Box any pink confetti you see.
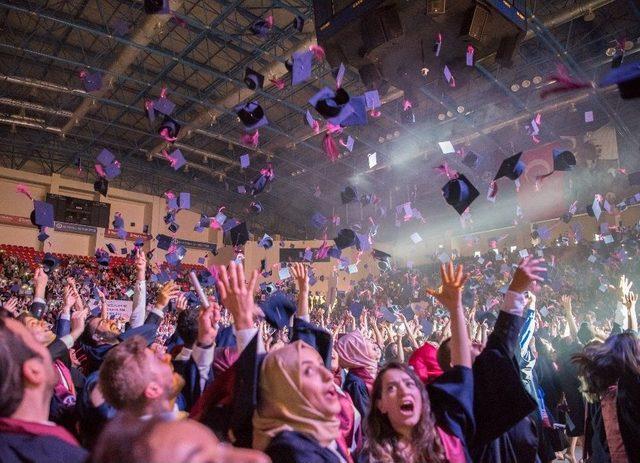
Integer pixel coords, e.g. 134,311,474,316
265,15,274,28
403,100,412,111
241,130,259,148
94,163,106,178
159,128,177,142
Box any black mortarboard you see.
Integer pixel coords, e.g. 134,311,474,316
94,178,108,196
600,60,640,99
372,249,392,270
95,250,111,266
81,72,103,92
334,228,357,250
236,101,268,131
309,87,350,122
37,231,49,242
494,152,525,181
552,149,576,171
340,186,357,204
249,201,262,214
106,243,116,254
229,221,249,246
258,234,273,249
259,291,297,329
349,302,364,319
144,0,169,14
628,171,640,186
401,306,415,321
156,234,173,251
292,16,304,32
243,68,264,91
32,201,55,228
250,174,269,196
158,116,180,139
42,252,59,273
250,18,272,36
442,174,479,215
462,151,479,169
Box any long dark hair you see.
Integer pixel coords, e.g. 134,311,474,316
364,362,445,463
571,332,640,395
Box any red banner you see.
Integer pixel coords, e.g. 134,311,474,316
0,214,33,227
517,142,568,221
104,229,152,241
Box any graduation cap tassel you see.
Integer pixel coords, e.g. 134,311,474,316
241,130,259,148
323,133,339,162
16,184,33,201
269,77,286,90
309,45,325,61
540,65,593,99
94,163,106,178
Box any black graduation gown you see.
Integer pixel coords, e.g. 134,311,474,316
265,430,343,463
470,311,539,463
616,368,640,462
342,372,370,421
173,354,213,412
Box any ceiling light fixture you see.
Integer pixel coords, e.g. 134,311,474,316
457,106,465,113
532,76,543,85
437,113,446,121
511,83,520,92
522,80,531,88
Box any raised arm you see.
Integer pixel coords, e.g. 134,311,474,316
624,291,638,332
216,261,259,355
561,294,579,341
129,248,147,329
30,266,48,318
427,262,471,368
290,262,309,320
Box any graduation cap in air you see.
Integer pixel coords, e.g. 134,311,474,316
442,174,479,215
259,291,297,329
334,228,357,250
250,17,272,37
81,72,103,93
106,243,116,254
462,151,479,169
229,221,249,246
380,307,397,323
628,171,640,186
158,116,180,140
243,68,264,90
494,152,525,181
93,177,108,196
144,0,169,14
112,214,125,230
340,186,358,204
311,212,327,229
178,192,191,209
349,302,364,319
31,201,55,229
42,252,59,274
292,16,304,32
156,234,173,251
401,306,415,321
153,96,175,116
250,173,271,196
340,95,368,128
249,201,262,214
309,87,351,123
600,60,640,99
236,101,268,131
95,249,111,266
291,50,314,86
37,231,49,242
372,249,392,271
259,234,273,249
328,247,341,259
167,149,186,171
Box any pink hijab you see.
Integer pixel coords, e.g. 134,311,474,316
334,331,379,380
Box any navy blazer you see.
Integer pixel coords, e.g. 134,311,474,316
265,430,342,463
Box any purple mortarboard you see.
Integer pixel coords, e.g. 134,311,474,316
197,257,206,265
303,249,313,261
381,307,397,323
37,231,49,242
442,174,479,215
250,17,272,37
95,250,110,266
235,101,269,131
305,110,317,129
179,192,190,209
259,291,297,329
243,68,264,90
168,149,186,170
104,163,121,180
585,111,594,123
112,215,125,229
229,221,249,246
237,185,247,194
165,251,180,266
364,90,381,110
292,15,304,32
134,238,144,248
311,212,327,229
32,201,55,228
214,211,227,226
240,153,250,168
356,233,372,252
335,63,346,88
96,148,115,167
144,0,170,14
343,135,354,152
292,50,314,86
121,247,128,255
340,95,368,127
154,97,175,116
278,267,291,280
309,87,351,124
156,234,173,251
222,217,239,233
82,72,103,92
600,60,640,99
94,178,108,196
328,247,341,259
259,234,274,249
117,228,127,239
340,185,357,204
167,197,178,210
157,270,171,284
349,302,364,319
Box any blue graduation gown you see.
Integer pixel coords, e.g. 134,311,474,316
265,430,342,463
0,433,88,463
342,372,370,421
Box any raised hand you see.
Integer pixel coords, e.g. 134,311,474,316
215,261,258,330
134,248,147,281
290,262,309,292
426,262,468,312
624,291,637,311
197,299,221,346
508,256,546,293
561,294,572,314
2,297,18,316
156,281,180,309
175,293,188,313
62,285,77,314
33,266,48,299
618,275,633,300
70,308,89,340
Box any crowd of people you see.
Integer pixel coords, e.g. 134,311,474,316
1,218,640,462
